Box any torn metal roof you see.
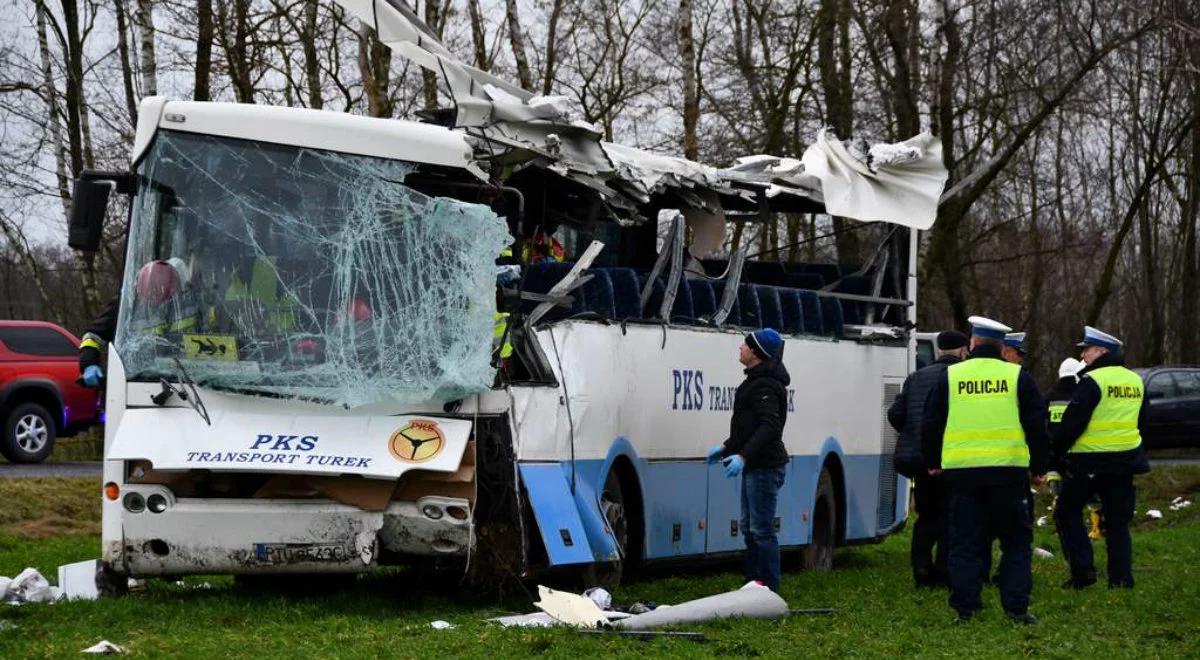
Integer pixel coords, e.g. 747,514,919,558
335,0,948,229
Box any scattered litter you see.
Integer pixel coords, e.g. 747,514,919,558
0,620,18,632
789,608,835,616
1169,497,1192,511
1033,548,1054,559
2,568,58,604
82,640,125,654
127,579,147,593
59,560,100,602
429,620,455,630
534,585,609,628
613,586,788,630
1036,516,1048,527
583,586,612,610
1147,509,1163,519
490,611,630,628
627,602,657,615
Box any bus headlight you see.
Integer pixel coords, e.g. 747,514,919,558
123,492,146,513
146,494,168,514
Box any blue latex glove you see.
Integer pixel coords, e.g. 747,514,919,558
706,445,725,464
82,365,104,387
723,454,745,479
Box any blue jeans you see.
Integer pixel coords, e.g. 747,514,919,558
740,465,787,591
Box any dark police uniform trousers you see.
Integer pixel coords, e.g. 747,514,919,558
1055,473,1135,586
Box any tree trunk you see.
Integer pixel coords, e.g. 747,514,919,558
1178,42,1200,363
358,24,393,118
218,0,256,103
114,0,138,128
35,1,69,214
505,0,534,91
817,0,859,264
136,0,157,96
302,0,322,109
467,0,488,71
679,0,699,160
194,0,214,101
542,0,566,95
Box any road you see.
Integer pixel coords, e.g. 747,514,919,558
0,462,102,478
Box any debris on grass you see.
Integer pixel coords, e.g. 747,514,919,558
429,620,455,630
2,567,60,604
59,560,100,601
1169,497,1192,511
81,640,125,654
1147,509,1163,519
1033,548,1054,559
534,585,609,628
612,584,788,630
583,586,612,610
1036,516,1047,527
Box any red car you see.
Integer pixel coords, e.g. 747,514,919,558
0,321,102,463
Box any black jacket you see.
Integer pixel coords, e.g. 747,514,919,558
920,344,1049,486
1045,376,1078,441
79,296,120,370
1050,353,1150,475
719,358,790,469
889,354,960,478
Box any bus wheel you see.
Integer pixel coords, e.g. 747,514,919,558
582,468,627,588
802,468,837,572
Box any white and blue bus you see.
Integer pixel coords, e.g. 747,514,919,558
67,2,945,591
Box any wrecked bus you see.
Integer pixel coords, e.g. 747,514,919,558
65,2,948,592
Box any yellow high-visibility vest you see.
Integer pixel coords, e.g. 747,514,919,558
1071,366,1143,454
942,358,1029,469
493,312,513,359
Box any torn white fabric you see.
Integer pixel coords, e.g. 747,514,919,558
533,585,609,628
2,568,57,604
115,130,510,407
801,129,948,229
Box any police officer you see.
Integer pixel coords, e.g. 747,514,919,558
78,297,120,387
1051,326,1149,589
921,316,1048,624
1002,332,1026,365
888,330,968,588
1047,358,1084,438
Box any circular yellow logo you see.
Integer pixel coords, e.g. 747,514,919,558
389,420,445,463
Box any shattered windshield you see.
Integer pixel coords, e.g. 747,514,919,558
115,130,510,407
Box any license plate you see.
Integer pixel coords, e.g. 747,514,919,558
253,543,350,564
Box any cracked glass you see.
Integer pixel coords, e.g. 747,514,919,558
115,130,510,407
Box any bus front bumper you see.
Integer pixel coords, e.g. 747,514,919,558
108,485,473,576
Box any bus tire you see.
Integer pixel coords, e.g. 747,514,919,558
581,468,628,588
802,468,837,572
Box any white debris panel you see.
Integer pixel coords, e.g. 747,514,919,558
333,0,948,228
115,130,511,407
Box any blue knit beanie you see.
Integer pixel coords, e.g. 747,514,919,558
746,328,784,361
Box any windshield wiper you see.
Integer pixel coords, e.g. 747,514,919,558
150,357,211,426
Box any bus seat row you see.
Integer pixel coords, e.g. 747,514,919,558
521,262,845,336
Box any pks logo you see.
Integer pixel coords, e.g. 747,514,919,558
388,419,445,463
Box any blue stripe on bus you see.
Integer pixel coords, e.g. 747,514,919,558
519,446,905,564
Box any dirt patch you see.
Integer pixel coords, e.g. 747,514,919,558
0,477,99,538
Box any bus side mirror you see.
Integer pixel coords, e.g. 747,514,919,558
68,171,136,252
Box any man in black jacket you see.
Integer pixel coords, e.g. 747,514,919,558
888,330,968,588
1052,326,1149,589
921,316,1048,624
708,328,790,591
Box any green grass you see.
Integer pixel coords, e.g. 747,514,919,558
0,470,1198,658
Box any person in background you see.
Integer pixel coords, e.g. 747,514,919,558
1002,332,1026,366
707,329,790,591
1052,326,1149,590
921,316,1048,625
889,330,969,588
